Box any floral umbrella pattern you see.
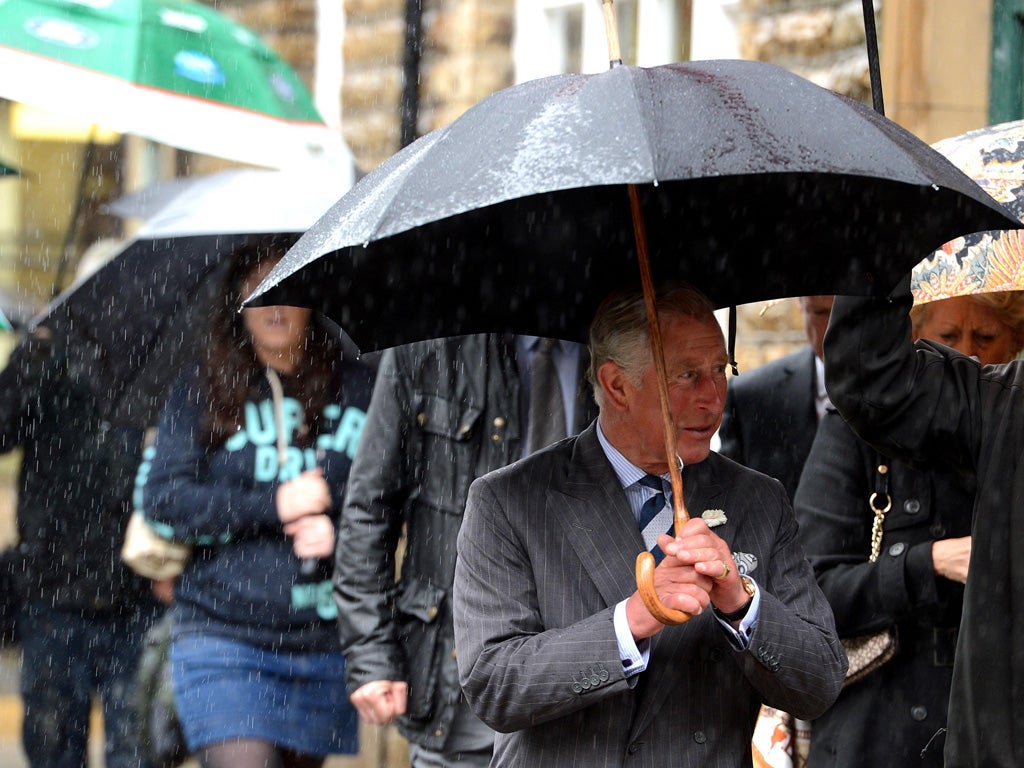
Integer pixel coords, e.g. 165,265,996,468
913,119,1024,303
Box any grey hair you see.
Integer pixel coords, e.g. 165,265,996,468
587,282,717,408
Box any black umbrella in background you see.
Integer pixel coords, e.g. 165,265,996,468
29,164,357,426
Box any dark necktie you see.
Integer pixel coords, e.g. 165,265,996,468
526,338,567,454
637,474,673,565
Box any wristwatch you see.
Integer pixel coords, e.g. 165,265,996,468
715,576,756,622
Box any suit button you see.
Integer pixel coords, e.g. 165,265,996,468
930,523,946,537
572,682,583,693
580,677,591,690
627,743,640,755
589,673,600,686
493,416,506,428
709,647,723,662
904,499,921,514
597,666,610,682
911,705,928,721
693,731,707,744
888,542,906,557
417,413,428,426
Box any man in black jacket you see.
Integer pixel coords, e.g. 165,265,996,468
0,328,158,768
334,334,596,767
718,295,834,501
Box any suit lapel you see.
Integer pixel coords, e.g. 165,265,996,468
551,426,646,606
790,346,820,440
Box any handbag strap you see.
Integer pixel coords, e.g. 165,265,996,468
868,454,891,563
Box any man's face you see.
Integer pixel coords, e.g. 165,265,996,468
799,295,835,361
622,314,729,472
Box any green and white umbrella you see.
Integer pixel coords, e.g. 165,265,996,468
0,0,345,168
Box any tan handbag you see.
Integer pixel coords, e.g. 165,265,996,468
121,511,191,580
121,428,191,580
841,456,897,687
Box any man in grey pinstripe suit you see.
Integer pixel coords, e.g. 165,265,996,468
453,283,846,767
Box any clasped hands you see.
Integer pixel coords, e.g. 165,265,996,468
627,517,750,639
275,468,336,559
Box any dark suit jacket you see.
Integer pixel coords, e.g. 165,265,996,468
718,346,820,501
453,423,846,768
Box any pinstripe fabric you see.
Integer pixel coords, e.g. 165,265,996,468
453,424,847,768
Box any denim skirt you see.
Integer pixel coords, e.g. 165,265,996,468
169,633,359,756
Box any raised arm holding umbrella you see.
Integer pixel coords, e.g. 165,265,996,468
825,116,1024,768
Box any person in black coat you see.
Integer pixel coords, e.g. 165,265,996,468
718,296,833,501
795,290,1024,766
0,326,159,768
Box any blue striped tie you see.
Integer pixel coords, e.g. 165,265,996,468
637,474,674,564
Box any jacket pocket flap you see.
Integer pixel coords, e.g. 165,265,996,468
415,394,482,441
396,578,446,624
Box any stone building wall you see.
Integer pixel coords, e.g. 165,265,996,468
343,0,516,172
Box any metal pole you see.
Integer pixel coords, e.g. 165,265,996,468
400,0,423,149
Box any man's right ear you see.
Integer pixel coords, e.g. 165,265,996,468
596,360,630,412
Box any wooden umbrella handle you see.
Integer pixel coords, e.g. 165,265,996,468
604,5,690,627
635,488,692,625
602,0,623,66
628,184,692,627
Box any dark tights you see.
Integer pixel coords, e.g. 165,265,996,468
197,738,324,768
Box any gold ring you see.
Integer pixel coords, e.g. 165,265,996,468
717,561,730,581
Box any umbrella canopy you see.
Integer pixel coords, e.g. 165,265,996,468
0,0,345,168
248,59,1020,352
27,164,356,426
912,119,1024,303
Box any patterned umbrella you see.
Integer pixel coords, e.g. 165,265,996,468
913,119,1024,303
0,0,345,168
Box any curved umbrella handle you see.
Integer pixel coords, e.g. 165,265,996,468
635,551,692,625
634,489,693,626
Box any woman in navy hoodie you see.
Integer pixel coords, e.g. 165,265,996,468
140,236,374,768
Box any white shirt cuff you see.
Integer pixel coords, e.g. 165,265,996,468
714,578,761,650
614,599,650,677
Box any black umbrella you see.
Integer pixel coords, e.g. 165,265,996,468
247,58,1020,352
27,165,357,427
248,54,1020,628
0,160,19,176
